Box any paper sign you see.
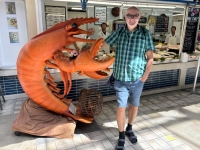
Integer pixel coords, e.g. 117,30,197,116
69,103,77,115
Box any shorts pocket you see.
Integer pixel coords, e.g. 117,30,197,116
139,79,145,83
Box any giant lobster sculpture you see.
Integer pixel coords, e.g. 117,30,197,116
17,18,114,123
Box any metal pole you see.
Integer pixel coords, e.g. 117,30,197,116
189,56,200,95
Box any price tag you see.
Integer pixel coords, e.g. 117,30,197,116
69,103,77,115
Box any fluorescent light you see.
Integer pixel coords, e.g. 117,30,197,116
89,1,121,5
53,0,121,5
173,14,183,16
124,4,176,9
169,10,182,13
139,8,152,10
54,0,80,2
71,7,82,10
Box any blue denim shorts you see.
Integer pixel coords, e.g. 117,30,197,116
114,79,144,107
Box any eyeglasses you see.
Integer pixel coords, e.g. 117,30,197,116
126,13,140,19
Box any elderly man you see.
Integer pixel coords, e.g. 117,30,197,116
102,6,154,150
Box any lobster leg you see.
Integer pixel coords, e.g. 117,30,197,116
66,72,72,95
78,71,84,76
61,97,72,105
45,70,54,81
44,68,65,98
44,78,58,87
47,85,61,93
53,92,64,99
63,110,94,123
46,58,72,98
60,70,69,97
45,60,59,69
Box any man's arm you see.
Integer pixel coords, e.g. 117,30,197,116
140,50,153,82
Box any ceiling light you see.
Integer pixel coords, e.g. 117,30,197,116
54,0,80,2
71,7,82,10
124,4,176,9
53,0,121,5
173,14,183,16
139,8,152,10
169,10,183,13
89,1,121,5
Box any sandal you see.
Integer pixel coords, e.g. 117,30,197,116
115,138,125,150
125,130,137,144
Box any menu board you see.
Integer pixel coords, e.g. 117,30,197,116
94,6,107,25
155,15,169,32
139,16,147,23
182,8,200,53
45,6,66,30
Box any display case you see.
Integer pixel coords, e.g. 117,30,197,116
153,44,180,64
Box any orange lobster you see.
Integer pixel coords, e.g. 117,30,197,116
17,18,114,123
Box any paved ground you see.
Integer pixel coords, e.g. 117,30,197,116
0,87,200,150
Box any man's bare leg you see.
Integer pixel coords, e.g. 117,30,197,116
128,105,138,125
116,107,126,132
125,104,138,144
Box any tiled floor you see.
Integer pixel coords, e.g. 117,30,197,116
0,87,200,150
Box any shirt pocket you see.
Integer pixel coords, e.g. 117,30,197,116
134,37,146,53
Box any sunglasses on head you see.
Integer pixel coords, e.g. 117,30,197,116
126,13,139,19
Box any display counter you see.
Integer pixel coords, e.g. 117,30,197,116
1,60,200,101
153,44,199,64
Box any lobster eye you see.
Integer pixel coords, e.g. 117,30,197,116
72,23,77,28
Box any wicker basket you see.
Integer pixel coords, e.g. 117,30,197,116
78,89,103,116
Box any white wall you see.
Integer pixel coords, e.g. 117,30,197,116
173,15,184,22
25,0,37,40
0,0,28,67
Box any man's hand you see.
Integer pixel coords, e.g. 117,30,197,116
71,49,79,57
140,50,153,83
87,28,95,37
140,75,148,82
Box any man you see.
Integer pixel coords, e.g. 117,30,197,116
66,28,95,57
97,22,110,54
165,26,180,45
73,28,95,51
102,6,154,150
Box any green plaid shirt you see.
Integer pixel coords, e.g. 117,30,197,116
105,25,155,81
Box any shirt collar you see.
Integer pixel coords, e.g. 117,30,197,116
170,33,176,37
123,24,141,35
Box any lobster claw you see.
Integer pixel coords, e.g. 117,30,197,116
74,39,114,79
83,71,108,79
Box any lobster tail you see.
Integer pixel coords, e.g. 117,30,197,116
17,46,69,114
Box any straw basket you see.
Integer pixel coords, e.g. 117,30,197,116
78,89,103,116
